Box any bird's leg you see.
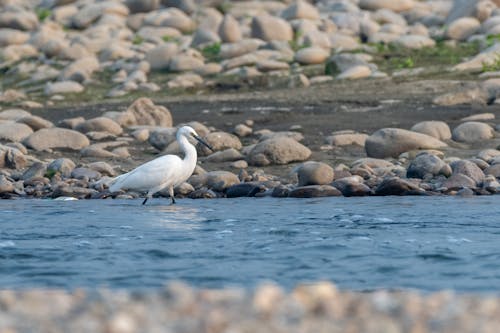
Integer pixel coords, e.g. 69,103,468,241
142,197,148,205
143,191,153,205
169,186,176,205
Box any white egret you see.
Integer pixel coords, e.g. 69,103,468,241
109,126,212,205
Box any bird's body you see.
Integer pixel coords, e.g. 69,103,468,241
109,126,211,205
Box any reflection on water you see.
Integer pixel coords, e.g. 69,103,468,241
1,196,500,292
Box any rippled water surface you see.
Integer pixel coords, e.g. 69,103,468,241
1,197,500,292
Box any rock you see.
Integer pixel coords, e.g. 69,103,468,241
251,15,293,42
191,29,220,48
433,88,489,105
365,128,447,159
71,167,101,181
52,186,98,199
80,145,116,158
226,182,265,198
206,171,240,192
359,0,414,12
454,43,500,72
17,115,53,131
485,164,500,178
0,123,33,142
218,15,241,43
450,159,485,186
441,173,477,191
296,161,334,186
112,147,130,159
59,117,85,129
60,57,100,83
47,158,76,177
407,153,451,179
75,117,123,136
375,177,422,196
248,137,311,166
281,0,320,20
167,73,203,88
0,109,31,121
125,98,173,127
145,43,178,70
230,160,248,169
330,34,360,51
446,17,481,41
326,131,368,146
206,149,244,163
0,145,27,169
220,39,264,59
258,131,304,142
0,175,14,194
289,185,342,198
188,188,218,199
234,124,252,137
169,55,204,72
161,0,196,14
294,47,329,65
411,121,452,141
148,128,177,150
332,176,372,196
87,161,116,177
201,132,242,155
461,113,495,121
337,65,372,80
452,122,495,143
44,81,84,95
126,0,159,13
23,128,90,151
0,28,29,46
392,35,436,49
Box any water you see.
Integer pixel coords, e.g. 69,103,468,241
1,196,500,292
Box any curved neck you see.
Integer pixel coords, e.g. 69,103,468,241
178,134,197,163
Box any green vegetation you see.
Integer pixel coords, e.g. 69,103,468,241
482,56,500,72
201,42,221,62
35,8,51,22
132,35,144,45
486,34,500,47
289,30,307,52
162,35,176,43
215,1,232,14
372,41,481,73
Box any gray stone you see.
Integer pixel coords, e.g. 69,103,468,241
450,159,485,186
0,109,31,121
201,132,242,155
52,186,98,199
145,43,179,70
71,167,101,181
58,117,85,129
44,81,84,95
441,173,477,191
484,164,500,178
281,0,320,20
365,128,447,158
411,121,452,141
206,149,244,163
219,15,241,43
0,145,27,170
452,122,495,143
0,123,33,142
23,128,90,151
47,158,76,177
0,28,30,46
446,17,480,41
75,117,123,135
375,177,423,196
126,0,159,13
251,15,293,42
148,128,177,151
125,98,173,127
59,57,100,83
289,185,342,198
17,115,54,131
22,162,47,181
359,0,414,12
206,171,240,192
407,154,451,179
248,137,311,166
296,161,334,186
226,182,265,198
87,161,116,177
332,176,372,197
327,131,368,146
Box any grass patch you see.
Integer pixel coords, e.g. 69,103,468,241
373,41,481,73
482,56,500,72
35,8,51,22
132,35,144,45
201,42,221,62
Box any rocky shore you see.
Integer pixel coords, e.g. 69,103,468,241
1,282,500,333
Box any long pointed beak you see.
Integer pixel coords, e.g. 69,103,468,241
194,135,213,151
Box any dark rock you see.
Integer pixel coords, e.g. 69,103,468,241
47,158,76,177
375,177,423,196
450,160,485,186
440,173,477,191
22,162,47,181
288,185,342,198
272,184,291,197
226,182,265,198
188,188,218,199
52,186,98,199
406,153,451,179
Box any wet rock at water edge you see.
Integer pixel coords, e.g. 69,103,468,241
450,160,485,186
407,153,451,179
205,171,240,192
375,177,424,196
47,158,76,178
288,185,342,198
295,161,334,186
333,176,372,197
226,182,266,198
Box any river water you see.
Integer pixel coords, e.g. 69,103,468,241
0,197,499,292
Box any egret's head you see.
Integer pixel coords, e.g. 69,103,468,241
178,126,213,151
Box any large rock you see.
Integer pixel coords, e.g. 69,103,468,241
446,17,481,41
23,128,90,151
126,0,159,13
406,153,451,179
452,122,495,143
450,159,485,186
411,121,452,140
251,15,293,42
0,109,31,121
125,98,173,127
44,81,84,95
289,185,342,198
296,161,334,186
359,0,414,12
281,0,320,20
440,173,477,191
0,175,14,194
248,137,311,166
17,115,54,131
218,15,241,43
206,171,240,192
0,144,27,169
145,43,178,70
294,47,329,65
332,176,372,197
148,127,177,150
59,57,100,83
75,117,123,135
0,123,33,142
47,158,76,177
203,132,241,152
375,177,422,196
365,128,447,158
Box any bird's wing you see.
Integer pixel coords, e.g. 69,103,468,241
109,155,182,193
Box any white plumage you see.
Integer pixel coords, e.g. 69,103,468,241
109,126,211,205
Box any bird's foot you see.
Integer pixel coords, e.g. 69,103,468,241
142,197,149,205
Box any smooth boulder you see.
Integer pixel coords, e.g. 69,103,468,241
248,137,311,166
296,161,334,186
452,122,495,143
23,128,90,151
